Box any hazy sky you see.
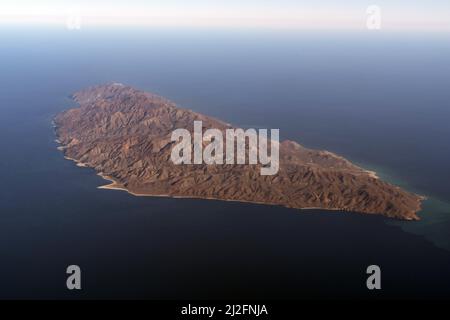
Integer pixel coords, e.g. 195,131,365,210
1,0,449,31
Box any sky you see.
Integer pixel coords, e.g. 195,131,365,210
0,0,449,31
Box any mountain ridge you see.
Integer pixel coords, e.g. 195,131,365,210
54,83,424,220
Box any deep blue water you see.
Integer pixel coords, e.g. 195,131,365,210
0,27,449,299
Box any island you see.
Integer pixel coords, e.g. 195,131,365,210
54,83,424,220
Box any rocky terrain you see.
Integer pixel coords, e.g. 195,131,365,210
54,83,424,220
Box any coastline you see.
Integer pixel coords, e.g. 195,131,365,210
365,170,379,180
95,168,421,220
55,136,422,221
96,172,348,211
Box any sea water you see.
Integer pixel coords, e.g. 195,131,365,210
0,27,449,298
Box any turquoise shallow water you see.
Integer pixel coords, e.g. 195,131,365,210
349,160,450,251
0,27,449,298
399,198,450,251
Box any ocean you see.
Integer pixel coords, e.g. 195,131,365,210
0,27,449,298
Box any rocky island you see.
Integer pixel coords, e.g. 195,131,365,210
54,83,424,220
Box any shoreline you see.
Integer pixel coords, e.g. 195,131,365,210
97,166,444,247
64,155,88,167
365,170,379,180
55,139,422,221
95,172,420,221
